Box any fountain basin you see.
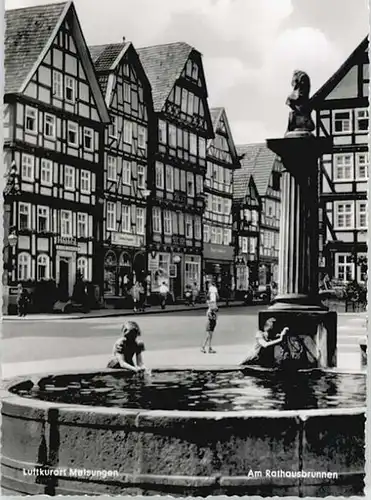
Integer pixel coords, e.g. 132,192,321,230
1,367,366,497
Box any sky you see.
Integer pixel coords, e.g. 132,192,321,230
5,0,369,144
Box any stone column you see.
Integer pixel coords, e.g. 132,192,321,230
267,134,330,310
257,133,338,368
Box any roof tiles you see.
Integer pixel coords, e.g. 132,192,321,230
89,42,129,72
234,143,277,199
5,2,68,94
137,42,193,112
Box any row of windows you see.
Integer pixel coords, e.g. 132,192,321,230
239,209,259,225
106,202,145,234
108,115,147,147
263,199,281,219
333,108,369,134
25,105,95,149
155,162,203,195
20,154,92,192
158,120,206,158
204,225,232,246
208,135,233,164
239,236,258,255
152,208,202,239
52,70,76,103
334,253,367,282
333,201,367,229
170,85,205,118
333,152,369,181
106,156,146,186
18,203,91,238
260,230,280,250
206,162,233,192
205,195,232,215
18,252,89,281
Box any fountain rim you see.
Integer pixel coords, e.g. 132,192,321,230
2,365,366,419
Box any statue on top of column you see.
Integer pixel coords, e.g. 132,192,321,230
285,70,315,136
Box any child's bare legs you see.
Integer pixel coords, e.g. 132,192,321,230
201,331,216,353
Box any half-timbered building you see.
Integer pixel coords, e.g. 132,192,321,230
90,41,153,302
232,169,260,298
203,107,240,298
311,37,369,284
236,144,282,286
3,1,110,304
138,43,214,299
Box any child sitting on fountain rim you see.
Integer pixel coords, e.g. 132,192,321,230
240,317,289,367
201,302,218,354
107,321,147,373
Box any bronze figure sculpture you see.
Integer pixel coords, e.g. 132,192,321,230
286,70,315,135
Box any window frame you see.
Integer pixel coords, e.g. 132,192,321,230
138,125,146,149
60,210,73,237
64,165,75,191
40,159,53,186
334,153,354,181
136,207,145,235
67,121,79,146
155,162,164,189
121,205,131,233
19,202,31,230
122,160,131,186
37,205,49,232
332,109,352,135
137,164,145,188
44,113,56,140
163,210,172,235
108,115,118,139
21,153,35,182
355,108,369,133
152,207,162,233
52,70,63,99
83,128,94,151
334,253,354,283
107,156,117,182
355,152,369,180
65,75,76,104
356,200,368,229
80,170,91,194
334,201,354,230
37,254,50,281
77,212,88,238
25,106,38,134
18,252,31,281
106,202,117,231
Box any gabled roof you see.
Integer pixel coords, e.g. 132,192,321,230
235,143,278,198
90,41,152,109
5,1,68,95
89,42,131,73
310,36,369,107
209,106,238,163
137,42,193,112
5,1,110,123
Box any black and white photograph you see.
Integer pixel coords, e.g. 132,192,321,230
0,0,369,496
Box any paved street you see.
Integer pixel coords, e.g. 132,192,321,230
1,306,366,379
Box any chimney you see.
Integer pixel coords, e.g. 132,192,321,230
122,36,126,43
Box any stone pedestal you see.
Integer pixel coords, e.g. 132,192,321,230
259,133,335,369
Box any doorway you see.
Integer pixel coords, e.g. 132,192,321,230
59,258,70,300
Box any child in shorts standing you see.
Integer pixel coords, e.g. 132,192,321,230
201,303,218,353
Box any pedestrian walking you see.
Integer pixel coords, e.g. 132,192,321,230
138,282,145,311
207,281,219,306
131,282,142,312
159,281,169,309
17,283,30,317
107,321,147,372
191,282,198,306
201,302,218,354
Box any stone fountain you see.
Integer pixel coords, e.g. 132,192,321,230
260,69,336,370
1,71,365,498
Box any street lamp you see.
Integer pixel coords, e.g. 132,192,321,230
8,232,18,248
